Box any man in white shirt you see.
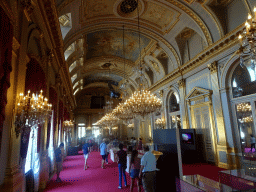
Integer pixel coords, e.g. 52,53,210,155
139,145,156,192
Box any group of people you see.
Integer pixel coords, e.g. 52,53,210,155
55,138,157,192
99,138,157,192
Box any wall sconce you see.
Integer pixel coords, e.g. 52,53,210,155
15,90,52,137
155,117,166,129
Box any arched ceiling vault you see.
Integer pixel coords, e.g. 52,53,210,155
56,0,231,100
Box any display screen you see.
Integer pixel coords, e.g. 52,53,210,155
181,133,194,144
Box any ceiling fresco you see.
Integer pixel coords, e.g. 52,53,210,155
83,73,123,87
86,29,152,62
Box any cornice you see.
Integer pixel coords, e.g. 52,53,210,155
149,23,244,92
40,0,74,103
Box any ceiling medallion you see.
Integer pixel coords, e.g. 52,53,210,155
115,0,144,19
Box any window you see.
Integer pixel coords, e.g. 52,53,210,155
168,92,181,129
25,125,39,174
69,61,76,72
78,126,85,138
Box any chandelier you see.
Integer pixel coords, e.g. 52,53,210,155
112,102,134,120
123,0,162,117
236,103,252,112
155,117,166,129
125,89,162,117
63,120,74,128
15,90,52,137
238,7,256,70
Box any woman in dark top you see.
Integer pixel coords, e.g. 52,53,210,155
116,143,127,189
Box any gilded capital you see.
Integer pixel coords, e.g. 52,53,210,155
21,0,35,21
208,61,218,73
159,90,163,97
178,79,186,88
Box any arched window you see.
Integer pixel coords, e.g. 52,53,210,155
230,61,256,155
168,92,181,129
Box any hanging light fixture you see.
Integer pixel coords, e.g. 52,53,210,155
15,90,52,137
124,0,162,117
238,7,256,70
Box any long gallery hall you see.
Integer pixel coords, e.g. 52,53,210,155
1,0,256,191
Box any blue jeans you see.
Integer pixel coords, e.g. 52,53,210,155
118,163,127,187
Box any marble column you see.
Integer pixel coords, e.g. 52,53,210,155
178,79,189,129
208,61,228,168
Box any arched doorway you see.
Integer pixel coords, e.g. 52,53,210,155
167,91,181,129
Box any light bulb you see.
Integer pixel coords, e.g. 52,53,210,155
248,14,252,20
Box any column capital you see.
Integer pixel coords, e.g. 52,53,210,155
208,61,218,73
178,79,186,88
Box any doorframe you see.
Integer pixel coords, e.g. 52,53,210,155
185,87,218,165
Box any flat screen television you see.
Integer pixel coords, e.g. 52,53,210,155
181,133,194,144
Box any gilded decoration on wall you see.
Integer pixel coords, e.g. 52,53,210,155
86,30,151,62
208,61,218,73
149,59,160,73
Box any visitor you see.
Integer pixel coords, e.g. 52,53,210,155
82,140,90,170
139,145,156,192
117,143,127,189
129,150,141,192
105,140,111,164
100,138,107,169
251,135,256,152
55,143,64,182
137,138,143,150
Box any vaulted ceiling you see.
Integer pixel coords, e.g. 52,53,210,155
55,0,240,102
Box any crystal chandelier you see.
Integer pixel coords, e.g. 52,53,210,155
155,117,166,129
238,7,256,70
112,102,134,120
15,90,52,137
123,0,162,117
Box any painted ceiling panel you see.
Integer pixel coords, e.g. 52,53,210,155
86,29,152,62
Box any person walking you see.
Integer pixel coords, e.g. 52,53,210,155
106,140,112,164
82,140,90,170
100,138,107,169
129,150,141,192
139,145,157,192
55,143,64,182
250,135,256,152
117,143,127,189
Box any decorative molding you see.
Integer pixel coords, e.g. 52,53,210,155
149,23,243,92
57,0,76,13
166,0,213,45
208,61,218,73
178,79,186,88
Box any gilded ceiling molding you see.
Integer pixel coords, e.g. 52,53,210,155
165,0,213,45
79,0,181,35
149,23,243,92
63,23,181,66
200,4,224,38
41,0,73,98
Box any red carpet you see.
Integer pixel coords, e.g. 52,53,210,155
182,163,226,182
44,151,143,192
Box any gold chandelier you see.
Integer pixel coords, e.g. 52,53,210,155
112,102,134,120
155,117,166,129
15,90,52,136
125,89,162,117
122,0,162,117
238,7,256,69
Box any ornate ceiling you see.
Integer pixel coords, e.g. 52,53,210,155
56,0,234,100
